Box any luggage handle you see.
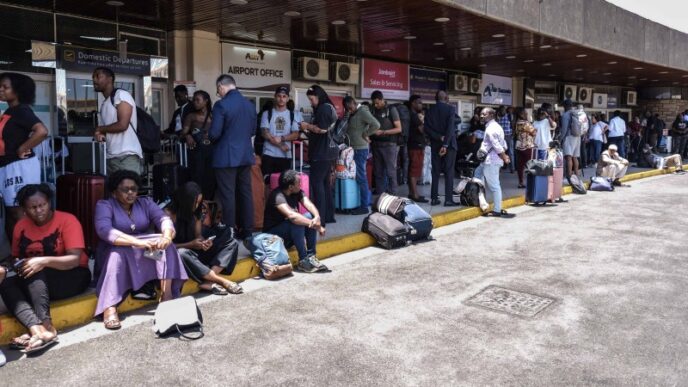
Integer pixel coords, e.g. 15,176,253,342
292,141,304,173
176,142,188,168
91,141,107,175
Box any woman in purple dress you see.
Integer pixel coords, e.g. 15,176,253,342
94,170,187,330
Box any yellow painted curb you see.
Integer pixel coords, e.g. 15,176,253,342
0,165,684,344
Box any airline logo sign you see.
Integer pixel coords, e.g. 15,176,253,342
480,74,513,105
360,59,410,100
221,43,291,91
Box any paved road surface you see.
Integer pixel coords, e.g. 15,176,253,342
2,174,687,386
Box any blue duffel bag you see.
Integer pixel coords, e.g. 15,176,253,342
403,203,433,242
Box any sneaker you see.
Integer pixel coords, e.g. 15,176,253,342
297,257,319,273
299,255,329,273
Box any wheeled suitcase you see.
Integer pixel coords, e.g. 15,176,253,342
334,178,360,211
153,143,189,202
526,174,549,204
403,203,433,241
361,212,410,249
268,141,309,214
373,192,407,221
548,167,564,202
56,141,106,254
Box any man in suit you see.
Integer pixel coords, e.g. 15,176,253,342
424,90,459,206
209,74,256,238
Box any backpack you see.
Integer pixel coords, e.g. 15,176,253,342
331,112,350,145
245,233,293,280
389,103,411,145
373,192,408,221
335,146,356,179
110,88,161,153
589,176,614,192
256,106,296,155
568,109,589,137
459,181,481,207
568,174,587,195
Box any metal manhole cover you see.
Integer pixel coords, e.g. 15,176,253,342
466,286,554,318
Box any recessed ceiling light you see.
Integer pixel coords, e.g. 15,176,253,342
633,67,643,70
229,0,247,4
607,61,617,64
540,44,551,49
0,61,14,65
492,33,505,38
435,17,450,22
506,55,516,59
80,36,116,41
403,35,416,40
603,72,612,75
460,47,471,51
24,49,32,53
331,20,346,25
479,64,487,67
516,69,525,72
651,79,659,82
548,74,556,77
574,68,583,72
639,78,647,80
433,42,444,46
380,48,392,53
628,76,636,79
659,71,669,74
673,81,679,84
682,75,688,78
284,11,301,17
523,59,534,63
542,62,551,66
435,57,445,61
315,37,327,42
105,0,124,6
576,54,587,58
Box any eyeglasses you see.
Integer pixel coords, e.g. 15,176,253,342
118,186,139,194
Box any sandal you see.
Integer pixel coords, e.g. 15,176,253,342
9,333,31,350
517,184,526,189
201,283,228,296
22,334,58,354
103,308,121,330
223,281,244,294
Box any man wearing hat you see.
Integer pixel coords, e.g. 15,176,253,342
259,86,303,176
597,144,630,186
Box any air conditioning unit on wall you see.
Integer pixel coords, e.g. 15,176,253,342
451,75,468,92
625,91,637,106
297,57,329,81
563,84,577,102
578,87,593,104
331,62,359,84
592,93,608,108
468,77,481,94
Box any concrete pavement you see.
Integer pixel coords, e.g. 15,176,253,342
1,173,687,385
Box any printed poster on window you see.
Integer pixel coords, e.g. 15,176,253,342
480,73,513,105
360,58,410,101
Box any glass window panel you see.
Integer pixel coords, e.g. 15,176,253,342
57,15,117,51
0,5,54,73
151,90,162,126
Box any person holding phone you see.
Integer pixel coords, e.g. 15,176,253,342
94,170,187,330
0,184,91,354
165,182,243,295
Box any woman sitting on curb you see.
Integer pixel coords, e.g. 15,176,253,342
0,184,91,354
166,182,242,295
94,170,187,330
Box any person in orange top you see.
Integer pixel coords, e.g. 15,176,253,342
0,184,91,354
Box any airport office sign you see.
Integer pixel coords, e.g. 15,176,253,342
480,73,513,105
221,43,291,91
360,58,410,101
58,47,150,76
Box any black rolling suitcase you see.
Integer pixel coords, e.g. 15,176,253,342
362,212,410,249
153,143,189,202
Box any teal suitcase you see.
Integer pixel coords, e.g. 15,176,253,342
335,178,360,211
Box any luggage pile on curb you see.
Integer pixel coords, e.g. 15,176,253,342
361,193,433,249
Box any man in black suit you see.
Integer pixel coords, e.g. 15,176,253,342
424,90,459,206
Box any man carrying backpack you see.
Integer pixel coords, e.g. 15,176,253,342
92,67,143,174
370,90,402,195
259,86,302,177
560,99,586,179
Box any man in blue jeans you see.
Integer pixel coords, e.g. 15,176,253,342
479,107,514,218
263,170,329,273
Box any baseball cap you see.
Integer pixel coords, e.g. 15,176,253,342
608,144,618,151
275,86,289,96
371,90,384,100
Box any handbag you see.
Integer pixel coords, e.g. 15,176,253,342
153,296,204,340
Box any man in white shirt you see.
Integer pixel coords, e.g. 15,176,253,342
597,144,629,186
260,86,302,176
92,67,143,175
607,110,627,159
478,107,514,218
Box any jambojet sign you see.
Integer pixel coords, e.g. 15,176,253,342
480,74,513,105
221,43,291,91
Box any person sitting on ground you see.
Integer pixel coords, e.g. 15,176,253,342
166,182,243,295
597,144,630,186
639,144,685,173
94,170,187,330
0,184,91,353
263,170,329,273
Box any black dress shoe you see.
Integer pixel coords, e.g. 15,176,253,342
443,201,461,207
430,199,441,206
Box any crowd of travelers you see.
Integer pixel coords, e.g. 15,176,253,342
0,66,685,364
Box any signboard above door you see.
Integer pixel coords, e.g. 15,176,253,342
221,43,291,91
58,46,151,76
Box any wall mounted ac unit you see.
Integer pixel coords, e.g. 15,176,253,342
578,87,593,104
468,77,481,94
563,84,578,102
297,57,329,81
451,75,468,92
625,91,637,106
592,93,608,109
332,62,359,84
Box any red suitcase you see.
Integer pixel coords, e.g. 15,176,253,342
56,142,106,254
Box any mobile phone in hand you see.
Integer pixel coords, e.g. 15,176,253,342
13,259,25,269
206,235,217,241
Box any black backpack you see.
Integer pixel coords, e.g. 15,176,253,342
460,182,481,207
331,112,350,145
110,88,161,153
389,103,411,145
